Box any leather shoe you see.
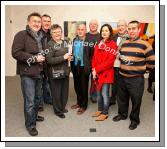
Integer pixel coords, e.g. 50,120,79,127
27,127,38,136
113,115,126,122
38,106,44,112
57,114,65,118
71,104,80,109
77,108,86,115
36,115,44,122
129,121,138,130
63,109,68,113
147,88,153,93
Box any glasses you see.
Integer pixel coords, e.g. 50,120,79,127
51,31,62,34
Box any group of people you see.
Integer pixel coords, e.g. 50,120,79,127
12,12,155,136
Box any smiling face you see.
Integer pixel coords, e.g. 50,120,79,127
77,24,86,39
89,20,98,33
41,16,51,32
51,27,62,42
101,26,110,40
28,16,41,32
128,22,140,40
117,20,127,35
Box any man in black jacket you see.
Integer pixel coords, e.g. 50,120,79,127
38,14,53,112
12,12,45,136
71,23,91,114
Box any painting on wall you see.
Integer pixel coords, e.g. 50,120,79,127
64,21,86,42
101,22,155,46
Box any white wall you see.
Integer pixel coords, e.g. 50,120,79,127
5,5,155,76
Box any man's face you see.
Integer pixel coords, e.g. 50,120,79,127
128,23,140,40
28,16,41,32
89,21,98,32
42,16,51,31
77,24,86,39
117,21,127,35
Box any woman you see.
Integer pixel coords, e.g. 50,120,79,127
46,24,72,118
92,24,117,121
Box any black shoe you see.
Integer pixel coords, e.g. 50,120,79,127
63,109,68,113
113,115,126,122
129,121,138,130
27,127,38,136
57,114,65,118
147,88,153,93
36,115,44,122
109,101,116,106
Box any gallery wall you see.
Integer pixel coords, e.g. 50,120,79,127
5,5,155,76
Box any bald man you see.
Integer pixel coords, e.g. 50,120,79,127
71,23,92,115
87,19,100,103
110,19,129,106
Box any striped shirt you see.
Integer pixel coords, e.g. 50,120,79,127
119,37,155,77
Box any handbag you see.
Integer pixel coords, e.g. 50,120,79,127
51,67,66,79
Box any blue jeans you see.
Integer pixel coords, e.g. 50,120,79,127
20,75,42,129
40,77,52,105
97,83,111,115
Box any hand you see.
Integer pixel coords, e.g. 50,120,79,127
36,55,45,62
64,53,71,60
68,55,74,61
92,68,96,80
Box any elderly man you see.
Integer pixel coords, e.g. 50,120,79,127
113,20,155,130
110,19,129,106
71,23,92,114
12,12,45,136
86,19,100,103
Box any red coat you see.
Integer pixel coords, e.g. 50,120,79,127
92,40,117,91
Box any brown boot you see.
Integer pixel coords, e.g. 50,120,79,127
95,114,108,121
92,111,102,117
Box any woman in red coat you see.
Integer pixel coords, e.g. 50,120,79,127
92,24,117,121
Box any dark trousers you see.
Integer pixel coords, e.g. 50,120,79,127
148,68,155,89
111,67,120,103
20,75,42,129
49,77,69,115
117,75,144,124
73,66,89,110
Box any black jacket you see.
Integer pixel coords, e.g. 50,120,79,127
12,26,44,77
70,36,92,75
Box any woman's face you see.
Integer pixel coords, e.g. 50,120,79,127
51,28,62,41
101,26,110,40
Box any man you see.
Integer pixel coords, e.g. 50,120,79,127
38,14,52,111
86,19,100,103
110,19,129,106
112,20,155,130
71,23,91,114
12,12,45,136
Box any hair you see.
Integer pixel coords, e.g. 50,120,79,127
50,24,62,33
100,24,113,41
76,22,86,29
128,20,140,28
27,12,41,21
42,14,51,19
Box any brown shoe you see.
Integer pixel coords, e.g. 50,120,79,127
92,111,102,117
71,104,80,109
38,105,44,112
77,108,86,115
95,114,108,121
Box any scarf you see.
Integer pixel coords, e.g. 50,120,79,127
26,25,43,53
